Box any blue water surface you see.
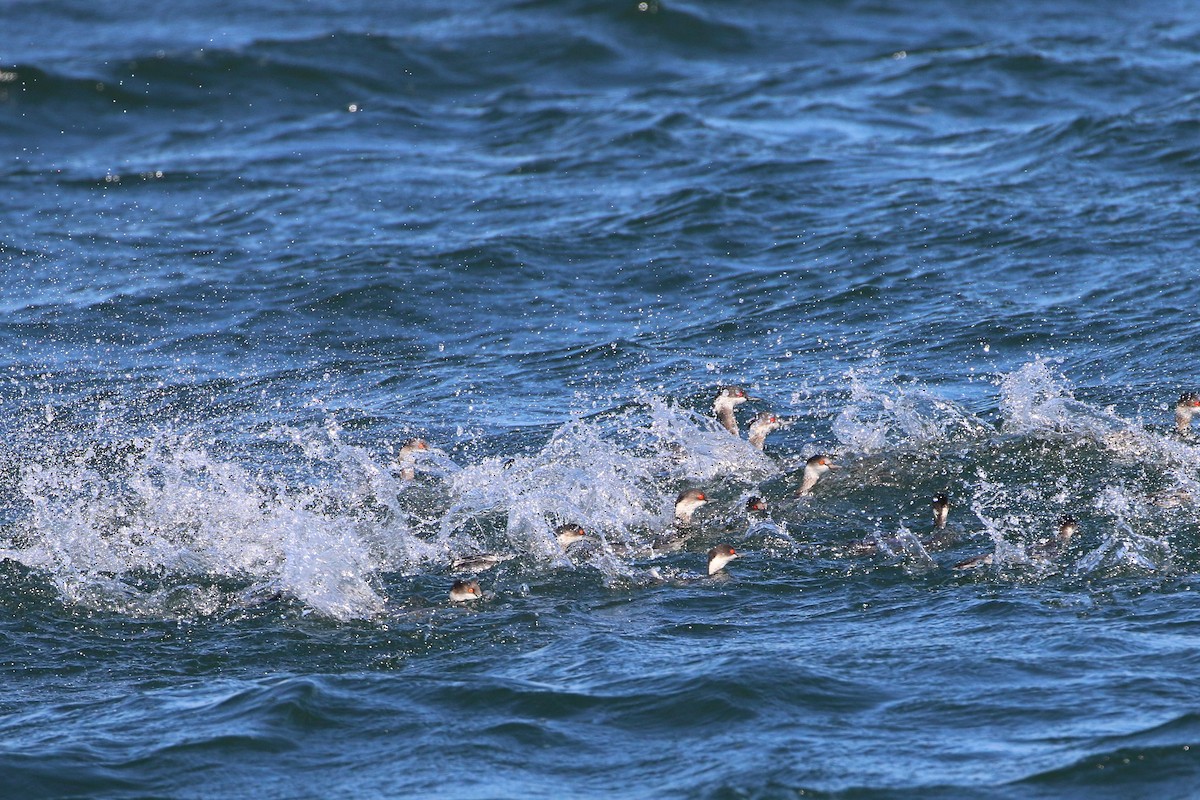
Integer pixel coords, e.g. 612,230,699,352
4,1,1200,797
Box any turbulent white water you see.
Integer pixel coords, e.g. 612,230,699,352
2,361,1193,622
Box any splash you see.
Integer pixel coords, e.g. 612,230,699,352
960,471,1037,569
442,402,776,562
998,359,1200,483
868,525,938,573
833,369,989,454
5,371,1193,619
999,358,1149,449
445,418,664,559
1073,525,1172,575
0,396,789,621
998,357,1080,436
1074,486,1173,575
1,432,421,621
643,398,779,482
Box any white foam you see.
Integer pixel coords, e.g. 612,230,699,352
643,398,779,482
871,526,938,572
5,431,426,621
964,474,1034,569
1073,528,1172,575
833,369,989,454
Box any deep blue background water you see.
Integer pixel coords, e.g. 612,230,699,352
4,1,1200,797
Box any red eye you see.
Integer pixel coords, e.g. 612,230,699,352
697,492,706,500
728,547,736,554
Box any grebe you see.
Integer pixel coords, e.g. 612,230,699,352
1149,487,1193,508
713,386,754,436
554,523,587,547
707,543,739,575
394,438,429,480
1033,514,1078,558
745,496,769,517
953,550,992,570
449,553,513,573
797,454,837,495
1176,393,1200,434
748,412,783,451
675,488,708,524
918,493,962,551
449,522,587,573
954,515,1078,570
449,579,483,602
932,493,950,530
740,495,795,546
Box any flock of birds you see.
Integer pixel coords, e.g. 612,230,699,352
436,389,1200,604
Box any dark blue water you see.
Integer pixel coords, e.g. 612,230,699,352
5,1,1200,797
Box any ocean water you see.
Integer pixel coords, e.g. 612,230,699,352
4,0,1200,797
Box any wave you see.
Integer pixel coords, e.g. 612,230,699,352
0,396,782,620
0,14,710,127
1009,713,1200,797
2,359,1198,621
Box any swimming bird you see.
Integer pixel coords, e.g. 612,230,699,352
745,496,769,517
449,579,483,602
1176,393,1200,434
739,495,796,547
707,543,739,575
713,386,754,436
916,493,964,551
554,523,587,548
748,412,783,451
394,438,429,480
843,493,948,558
675,488,708,524
954,515,1078,570
1032,515,1078,558
449,553,513,573
1148,487,1193,508
450,522,588,573
952,547,991,570
797,454,837,495
932,493,950,530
